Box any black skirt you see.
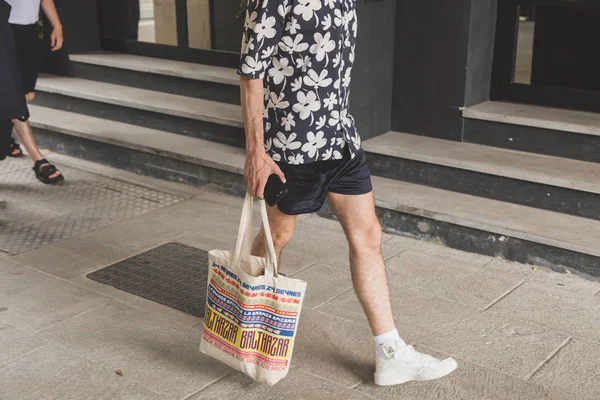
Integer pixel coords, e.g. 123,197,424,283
10,23,41,94
0,0,29,123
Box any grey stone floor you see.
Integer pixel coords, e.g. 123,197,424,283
1,154,599,400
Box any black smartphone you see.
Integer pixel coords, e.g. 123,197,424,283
264,174,288,207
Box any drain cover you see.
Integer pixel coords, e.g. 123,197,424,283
88,243,209,317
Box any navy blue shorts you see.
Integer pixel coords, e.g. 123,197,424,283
275,149,373,215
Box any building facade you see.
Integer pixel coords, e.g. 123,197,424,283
33,0,600,278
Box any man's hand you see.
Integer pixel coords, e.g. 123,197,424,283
50,25,64,51
244,150,286,199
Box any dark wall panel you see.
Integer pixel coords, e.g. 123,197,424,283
391,0,472,141
464,0,497,107
350,0,396,140
211,0,245,52
41,0,102,76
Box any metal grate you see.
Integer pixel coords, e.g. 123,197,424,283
87,243,209,317
0,162,183,254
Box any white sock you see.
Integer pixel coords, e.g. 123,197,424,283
374,328,402,359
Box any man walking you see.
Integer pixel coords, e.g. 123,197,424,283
238,0,458,386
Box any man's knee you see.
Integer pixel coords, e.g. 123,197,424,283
348,219,383,255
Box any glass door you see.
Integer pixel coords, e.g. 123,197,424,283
97,0,243,67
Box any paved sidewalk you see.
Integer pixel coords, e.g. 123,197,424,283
1,154,599,400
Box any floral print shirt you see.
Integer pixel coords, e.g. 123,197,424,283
238,0,361,165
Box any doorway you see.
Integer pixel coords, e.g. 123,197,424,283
491,0,600,112
97,0,243,67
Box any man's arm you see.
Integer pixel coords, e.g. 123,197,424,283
237,0,290,199
241,77,285,199
41,0,63,51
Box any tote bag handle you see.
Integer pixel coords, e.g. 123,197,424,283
233,193,279,277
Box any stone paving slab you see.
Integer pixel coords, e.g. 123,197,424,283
486,259,600,297
0,324,49,367
290,264,354,309
319,285,569,380
176,208,272,256
35,301,232,399
277,216,349,271
292,309,375,388
13,237,131,279
0,258,110,334
185,371,256,399
176,231,238,257
385,249,522,310
78,195,246,252
0,344,166,400
489,280,600,342
531,339,600,400
189,369,375,400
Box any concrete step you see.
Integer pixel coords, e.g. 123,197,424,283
463,101,600,163
29,105,247,196
363,131,600,221
70,52,240,104
29,105,600,278
464,101,600,135
33,76,245,148
364,178,600,278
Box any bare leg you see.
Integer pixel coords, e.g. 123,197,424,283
13,119,44,161
251,205,296,267
328,191,395,336
12,93,61,179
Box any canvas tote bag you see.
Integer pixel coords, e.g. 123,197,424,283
200,193,307,386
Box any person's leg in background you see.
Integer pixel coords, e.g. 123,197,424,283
9,22,62,183
5,124,22,157
11,93,62,182
0,120,13,161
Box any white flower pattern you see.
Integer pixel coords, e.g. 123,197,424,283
238,0,360,165
294,0,322,22
302,131,328,160
293,91,321,120
274,132,302,152
268,57,294,85
281,113,296,131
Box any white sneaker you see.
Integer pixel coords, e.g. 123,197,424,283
374,340,458,386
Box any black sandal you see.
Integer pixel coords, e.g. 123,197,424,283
8,138,23,158
33,159,64,185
